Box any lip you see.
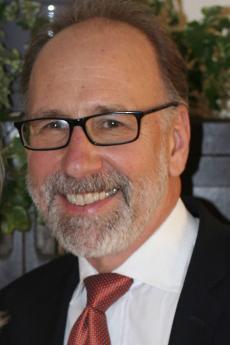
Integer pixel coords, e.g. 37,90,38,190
57,189,119,216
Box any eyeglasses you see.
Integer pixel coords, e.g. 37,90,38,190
14,101,179,151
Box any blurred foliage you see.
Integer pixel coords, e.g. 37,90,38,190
0,0,40,235
0,136,30,234
0,0,229,235
0,0,40,118
142,0,230,117
172,6,230,117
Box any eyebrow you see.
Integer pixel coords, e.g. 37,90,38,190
26,103,129,119
26,109,68,120
92,104,129,114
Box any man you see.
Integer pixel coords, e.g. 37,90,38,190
1,0,230,344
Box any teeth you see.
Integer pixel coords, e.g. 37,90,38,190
66,189,117,206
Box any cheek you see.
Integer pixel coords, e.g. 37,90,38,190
27,151,61,186
103,133,164,182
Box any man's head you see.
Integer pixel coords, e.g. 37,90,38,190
18,0,190,268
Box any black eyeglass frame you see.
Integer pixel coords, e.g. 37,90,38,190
14,101,179,151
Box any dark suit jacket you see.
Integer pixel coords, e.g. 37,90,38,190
1,198,230,345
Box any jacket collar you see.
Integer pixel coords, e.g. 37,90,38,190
169,198,230,345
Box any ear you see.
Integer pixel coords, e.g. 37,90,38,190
168,105,190,177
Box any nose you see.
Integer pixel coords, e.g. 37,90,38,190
61,127,103,179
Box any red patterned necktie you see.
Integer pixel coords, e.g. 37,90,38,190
67,273,133,345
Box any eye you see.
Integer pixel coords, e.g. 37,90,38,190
45,119,68,129
93,115,129,130
89,114,136,138
102,119,123,129
30,119,69,136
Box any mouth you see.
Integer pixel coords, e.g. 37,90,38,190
66,188,118,207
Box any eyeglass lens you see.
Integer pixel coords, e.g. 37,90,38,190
21,113,139,149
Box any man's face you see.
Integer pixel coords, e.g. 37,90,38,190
26,19,181,259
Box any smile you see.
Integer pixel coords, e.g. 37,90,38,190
66,188,118,206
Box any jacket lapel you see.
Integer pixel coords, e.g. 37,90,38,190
169,199,230,345
18,255,79,345
52,262,80,345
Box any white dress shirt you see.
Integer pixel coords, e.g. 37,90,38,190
64,199,199,345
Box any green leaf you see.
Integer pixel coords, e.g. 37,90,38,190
1,206,30,234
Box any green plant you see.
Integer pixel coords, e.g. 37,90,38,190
0,136,31,234
143,0,230,117
0,0,40,118
172,6,230,117
0,0,40,234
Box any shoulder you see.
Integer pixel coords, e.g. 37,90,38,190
0,254,78,309
183,196,230,234
183,196,230,265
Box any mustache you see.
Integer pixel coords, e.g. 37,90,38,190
28,170,131,208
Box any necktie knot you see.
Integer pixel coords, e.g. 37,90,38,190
68,272,133,345
84,273,133,312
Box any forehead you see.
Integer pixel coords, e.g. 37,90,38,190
34,18,158,66
28,18,168,113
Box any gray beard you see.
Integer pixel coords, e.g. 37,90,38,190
27,150,168,258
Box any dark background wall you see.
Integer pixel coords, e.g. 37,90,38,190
0,0,230,289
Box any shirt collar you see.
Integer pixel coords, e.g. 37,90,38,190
79,198,198,292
